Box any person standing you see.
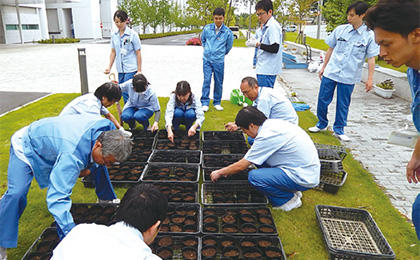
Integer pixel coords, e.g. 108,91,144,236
365,0,420,239
105,10,142,103
200,7,234,112
308,1,379,142
246,0,283,88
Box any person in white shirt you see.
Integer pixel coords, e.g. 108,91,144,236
211,106,320,211
52,183,168,260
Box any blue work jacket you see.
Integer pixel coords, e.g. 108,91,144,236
201,23,233,64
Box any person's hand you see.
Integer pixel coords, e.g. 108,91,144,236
135,71,142,76
224,122,238,132
210,169,223,182
365,80,373,92
119,127,132,137
245,38,257,47
104,68,110,74
151,122,159,132
79,169,91,177
188,127,197,137
167,128,174,143
318,67,325,81
406,157,420,183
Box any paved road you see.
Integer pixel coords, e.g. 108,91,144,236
141,33,199,45
0,91,50,115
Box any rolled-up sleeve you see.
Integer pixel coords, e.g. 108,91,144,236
325,27,338,48
366,33,380,58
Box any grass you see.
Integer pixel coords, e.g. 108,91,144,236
233,38,246,47
0,94,419,259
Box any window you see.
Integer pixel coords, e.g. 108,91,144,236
6,24,18,30
22,24,39,30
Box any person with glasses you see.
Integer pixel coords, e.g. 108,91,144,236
246,0,283,89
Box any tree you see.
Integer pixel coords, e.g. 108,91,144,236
159,0,171,33
287,0,318,43
120,0,155,34
186,0,226,26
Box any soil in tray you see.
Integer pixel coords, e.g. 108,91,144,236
203,155,242,168
157,129,199,140
160,205,199,233
204,168,249,181
203,131,244,141
203,142,248,154
156,139,199,150
151,236,199,260
150,151,200,164
153,183,197,203
206,190,266,204
144,165,198,181
69,204,116,225
132,138,154,150
125,151,151,163
108,164,145,182
131,129,156,138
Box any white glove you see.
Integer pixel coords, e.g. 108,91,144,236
245,38,258,47
119,127,132,137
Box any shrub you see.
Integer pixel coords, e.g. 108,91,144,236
38,38,80,44
139,29,201,40
376,79,394,90
186,37,202,46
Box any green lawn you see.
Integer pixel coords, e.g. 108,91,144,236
0,94,418,259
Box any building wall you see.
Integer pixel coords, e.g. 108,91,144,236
2,5,42,43
0,9,5,44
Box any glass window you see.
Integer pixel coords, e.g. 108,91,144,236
22,24,39,30
6,24,18,30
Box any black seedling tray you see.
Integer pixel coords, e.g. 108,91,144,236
149,150,202,164
201,206,277,236
320,159,343,173
201,182,268,206
60,203,118,226
157,129,200,141
159,203,201,235
125,150,152,163
317,149,342,161
316,170,347,194
150,182,199,203
151,235,201,260
315,143,347,160
155,138,200,150
22,228,59,260
202,131,245,141
202,167,250,182
132,137,155,151
82,162,146,188
202,154,244,168
316,205,395,260
202,140,248,154
201,235,286,259
141,163,200,182
131,129,157,138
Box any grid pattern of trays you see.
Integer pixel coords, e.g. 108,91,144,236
67,203,118,226
150,182,199,203
316,205,395,260
22,228,59,260
151,235,201,260
155,138,200,150
125,150,151,163
132,137,155,151
157,129,200,140
149,150,202,164
159,203,202,235
202,154,244,168
202,131,245,141
201,182,268,206
315,143,347,160
201,235,286,259
201,206,277,236
202,167,250,182
316,170,348,194
321,159,344,173
202,140,248,154
141,163,200,183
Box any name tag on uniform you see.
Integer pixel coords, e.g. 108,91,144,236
121,48,128,56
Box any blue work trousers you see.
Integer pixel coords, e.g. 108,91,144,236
248,167,309,207
119,71,136,104
121,107,153,130
87,165,117,201
201,60,224,106
173,108,196,131
413,193,420,240
257,74,276,88
316,76,355,135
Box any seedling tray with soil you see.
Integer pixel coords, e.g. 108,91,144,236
316,205,395,260
316,170,348,194
202,167,250,182
201,206,277,236
202,154,244,168
149,150,201,164
315,143,347,160
202,140,248,154
132,137,155,151
157,129,200,141
320,159,343,173
22,228,59,260
155,138,200,150
82,162,146,188
131,129,157,139
201,182,267,206
202,131,245,142
53,203,119,226
159,203,201,235
201,235,286,259
125,150,152,163
141,163,200,182
151,235,201,260
317,148,342,161
150,182,199,203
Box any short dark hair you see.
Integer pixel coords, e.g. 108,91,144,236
346,1,370,15
235,106,267,129
113,10,128,22
94,82,121,102
366,0,420,37
255,0,273,13
241,77,258,88
116,183,168,233
213,7,225,16
132,73,150,93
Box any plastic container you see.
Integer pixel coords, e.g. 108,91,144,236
22,228,59,260
202,154,244,168
202,167,250,182
157,129,200,141
316,205,395,260
64,203,118,226
155,138,200,150
202,140,248,154
320,159,343,173
202,131,245,142
151,235,202,260
316,170,347,194
159,203,202,235
201,182,268,206
131,129,157,138
149,182,199,203
132,137,155,151
315,143,347,160
125,150,152,164
149,150,202,164
141,163,200,183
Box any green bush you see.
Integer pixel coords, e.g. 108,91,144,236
139,29,201,40
38,38,80,44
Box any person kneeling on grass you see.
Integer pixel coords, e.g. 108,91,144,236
165,80,205,143
211,106,320,211
120,73,160,132
52,183,168,260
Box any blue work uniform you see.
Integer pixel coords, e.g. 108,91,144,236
408,67,420,240
120,79,160,130
0,115,115,247
256,16,283,88
200,23,233,106
244,119,320,206
60,93,117,202
111,26,141,101
165,93,205,130
316,23,379,135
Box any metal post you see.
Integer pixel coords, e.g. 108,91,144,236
77,48,89,95
15,0,23,44
316,0,323,39
247,0,253,39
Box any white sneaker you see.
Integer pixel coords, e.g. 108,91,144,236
334,133,350,142
214,105,224,111
97,198,120,204
295,191,302,199
272,193,302,211
308,126,326,133
202,105,209,112
0,246,6,260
